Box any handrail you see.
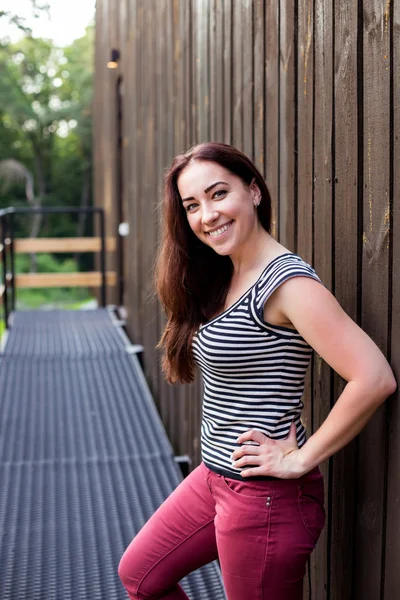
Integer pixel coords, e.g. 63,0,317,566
0,206,115,330
15,272,117,288
0,206,104,217
14,237,116,253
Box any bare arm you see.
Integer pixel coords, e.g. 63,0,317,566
233,277,397,478
281,277,396,473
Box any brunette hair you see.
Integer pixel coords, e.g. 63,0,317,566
155,142,272,384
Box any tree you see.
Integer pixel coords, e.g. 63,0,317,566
0,2,50,37
0,25,94,248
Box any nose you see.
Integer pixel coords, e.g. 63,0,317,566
201,206,219,226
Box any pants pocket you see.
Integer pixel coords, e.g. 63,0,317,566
297,481,326,544
221,475,274,506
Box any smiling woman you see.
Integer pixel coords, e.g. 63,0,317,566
155,142,273,383
118,142,396,600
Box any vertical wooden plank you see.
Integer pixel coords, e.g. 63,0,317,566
124,0,133,330
310,1,333,598
297,6,314,595
174,0,185,156
209,0,225,144
296,0,313,262
186,0,199,466
253,0,265,175
172,0,186,455
232,0,243,149
223,0,232,145
124,0,139,342
118,0,129,311
330,3,359,599
164,0,177,447
155,0,168,420
265,0,279,239
132,1,144,348
214,0,224,142
179,0,194,462
384,1,400,596
196,0,210,142
140,0,150,381
242,0,253,159
297,0,314,522
190,0,199,144
93,0,104,217
102,0,119,307
145,0,160,403
119,0,128,54
177,0,191,460
279,1,296,250
209,0,217,141
194,0,210,465
355,2,391,597
179,0,191,151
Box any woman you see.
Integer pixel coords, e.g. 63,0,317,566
119,142,396,600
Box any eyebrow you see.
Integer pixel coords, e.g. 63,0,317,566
181,181,229,203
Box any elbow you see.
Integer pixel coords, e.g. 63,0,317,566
357,368,397,408
374,369,397,405
384,373,398,397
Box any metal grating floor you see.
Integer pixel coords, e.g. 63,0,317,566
0,309,226,600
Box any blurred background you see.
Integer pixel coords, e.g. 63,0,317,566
0,0,96,315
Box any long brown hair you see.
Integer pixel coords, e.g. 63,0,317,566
155,142,272,384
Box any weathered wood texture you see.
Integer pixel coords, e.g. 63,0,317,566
93,2,399,597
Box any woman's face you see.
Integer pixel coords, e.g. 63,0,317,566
177,160,261,256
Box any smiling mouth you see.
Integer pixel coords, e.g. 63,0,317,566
206,221,233,238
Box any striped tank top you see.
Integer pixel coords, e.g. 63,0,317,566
192,252,323,480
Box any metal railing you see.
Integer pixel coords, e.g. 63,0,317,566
0,206,116,329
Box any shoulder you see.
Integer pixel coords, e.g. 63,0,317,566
277,272,394,387
257,253,322,294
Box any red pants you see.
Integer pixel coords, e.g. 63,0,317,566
118,462,325,600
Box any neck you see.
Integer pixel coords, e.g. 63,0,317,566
229,229,272,277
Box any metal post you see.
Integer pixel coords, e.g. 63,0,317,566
9,212,16,311
99,209,106,307
1,216,9,328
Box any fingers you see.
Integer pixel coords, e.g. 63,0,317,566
231,445,261,461
240,467,264,478
236,428,267,446
233,423,300,477
237,423,298,447
232,454,262,469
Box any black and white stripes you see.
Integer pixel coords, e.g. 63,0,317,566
192,253,323,480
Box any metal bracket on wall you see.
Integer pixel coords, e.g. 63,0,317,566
126,344,144,355
174,455,192,478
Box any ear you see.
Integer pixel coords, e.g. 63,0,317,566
250,179,262,206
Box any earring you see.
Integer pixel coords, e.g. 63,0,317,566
254,200,260,207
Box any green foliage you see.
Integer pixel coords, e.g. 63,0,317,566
0,3,50,37
0,8,96,310
15,252,76,274
0,19,94,238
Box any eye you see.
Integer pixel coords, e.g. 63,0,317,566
185,203,198,212
213,189,226,199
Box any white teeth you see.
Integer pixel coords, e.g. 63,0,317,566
208,222,232,237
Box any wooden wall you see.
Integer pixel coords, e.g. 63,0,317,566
93,1,400,598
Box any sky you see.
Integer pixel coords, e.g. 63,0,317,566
0,0,96,47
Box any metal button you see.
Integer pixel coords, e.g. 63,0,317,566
266,501,271,507
267,496,271,501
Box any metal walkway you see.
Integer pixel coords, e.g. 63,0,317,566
0,309,226,600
